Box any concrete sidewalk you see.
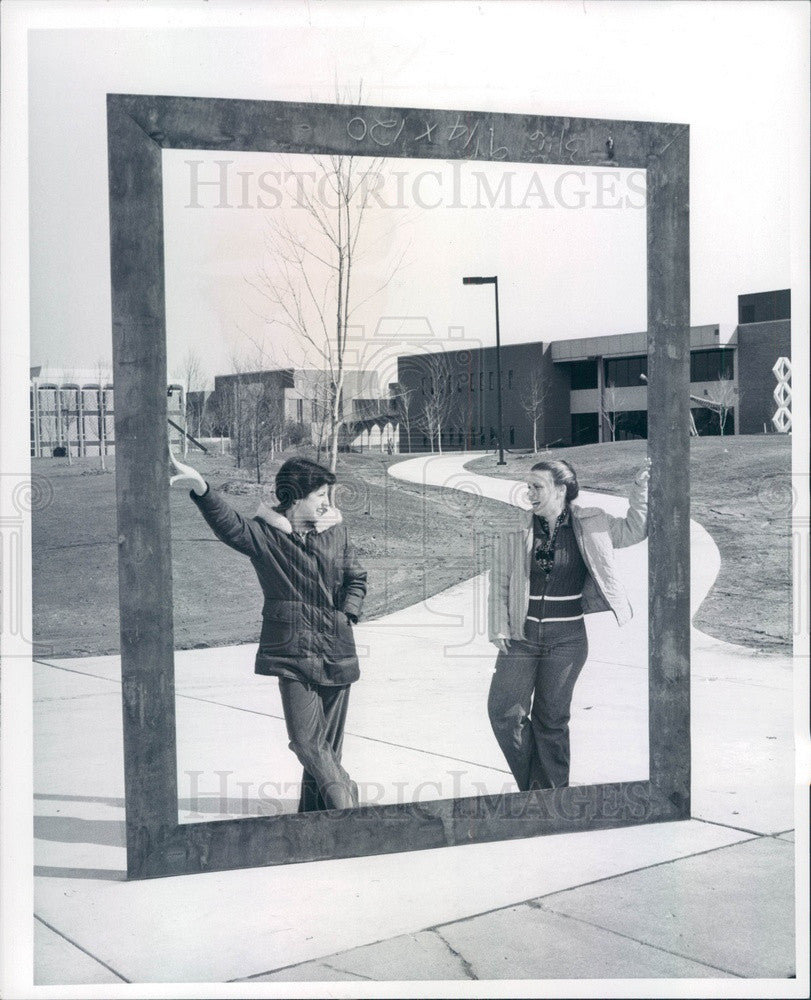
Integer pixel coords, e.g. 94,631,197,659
32,453,800,990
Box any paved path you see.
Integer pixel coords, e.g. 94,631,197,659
32,452,798,987
388,452,795,830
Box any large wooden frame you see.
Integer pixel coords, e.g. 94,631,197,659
107,94,690,879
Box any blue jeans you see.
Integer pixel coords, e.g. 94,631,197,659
488,625,589,790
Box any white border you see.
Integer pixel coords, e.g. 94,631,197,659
2,2,809,998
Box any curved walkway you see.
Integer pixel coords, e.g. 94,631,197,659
387,450,793,831
388,450,722,645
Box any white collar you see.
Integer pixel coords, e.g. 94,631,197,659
254,501,343,535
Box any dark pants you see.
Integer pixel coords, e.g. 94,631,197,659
278,677,359,812
487,626,589,790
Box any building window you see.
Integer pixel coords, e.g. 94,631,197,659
509,426,515,445
479,372,484,390
691,406,735,436
489,371,494,390
457,374,466,391
604,355,647,388
571,412,599,445
611,410,648,441
690,349,734,382
508,370,514,389
569,359,598,390
738,289,790,324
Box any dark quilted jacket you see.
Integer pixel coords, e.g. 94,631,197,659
190,486,367,685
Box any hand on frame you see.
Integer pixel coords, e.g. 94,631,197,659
169,446,207,496
634,457,652,486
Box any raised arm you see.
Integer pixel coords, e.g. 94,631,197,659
607,460,650,549
169,449,265,559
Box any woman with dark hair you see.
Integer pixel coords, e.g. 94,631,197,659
170,452,367,812
488,456,650,791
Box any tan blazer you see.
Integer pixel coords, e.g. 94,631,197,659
487,479,648,641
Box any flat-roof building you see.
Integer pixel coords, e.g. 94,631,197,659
734,290,791,434
210,367,399,454
29,366,186,459
397,290,791,452
30,291,790,460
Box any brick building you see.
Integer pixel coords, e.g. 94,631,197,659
397,290,791,451
734,290,791,434
208,367,398,453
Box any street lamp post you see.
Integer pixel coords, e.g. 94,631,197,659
462,275,506,465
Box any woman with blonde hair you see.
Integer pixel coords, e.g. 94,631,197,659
488,456,649,790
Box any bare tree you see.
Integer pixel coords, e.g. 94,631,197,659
218,357,247,470
699,382,738,436
205,387,228,452
227,382,244,463
34,383,59,459
311,374,334,462
600,381,621,443
390,381,413,454
291,367,333,461
519,368,550,453
246,147,409,474
285,418,310,449
415,351,454,454
340,409,365,454
228,339,288,483
57,374,80,465
94,359,112,470
216,377,243,467
243,378,285,484
181,348,204,452
642,370,738,438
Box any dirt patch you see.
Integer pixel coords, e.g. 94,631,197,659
31,450,521,658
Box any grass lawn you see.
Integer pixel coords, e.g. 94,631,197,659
31,449,522,658
467,435,793,652
31,435,791,657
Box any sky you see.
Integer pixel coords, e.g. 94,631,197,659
24,2,806,389
161,150,647,385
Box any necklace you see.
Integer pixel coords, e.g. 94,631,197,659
534,507,568,576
